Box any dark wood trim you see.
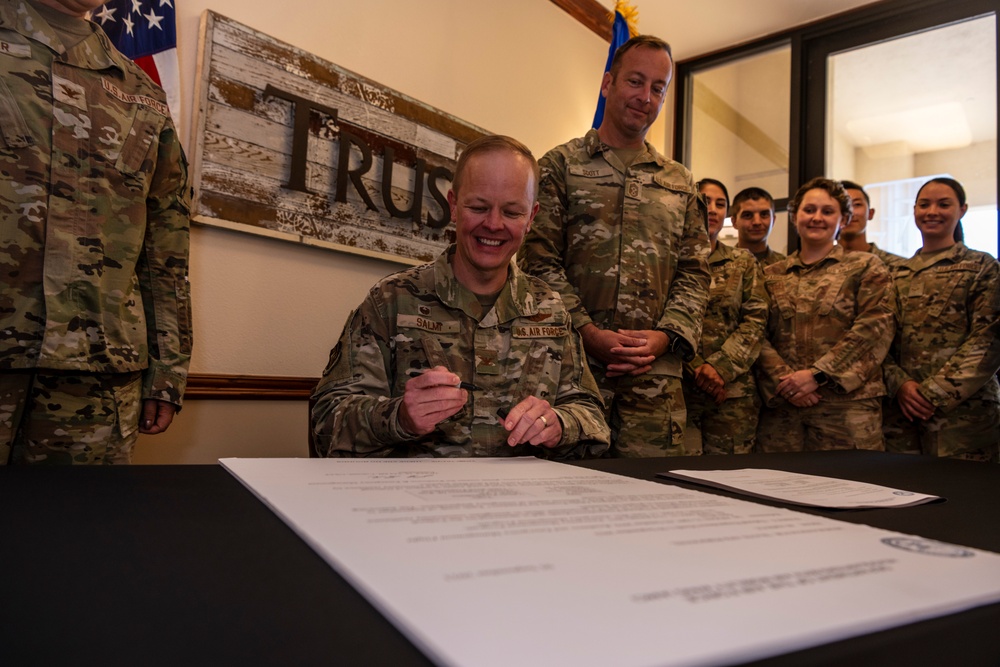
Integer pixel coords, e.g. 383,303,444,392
548,0,612,42
185,373,318,400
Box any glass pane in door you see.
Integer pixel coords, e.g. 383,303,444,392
826,15,998,257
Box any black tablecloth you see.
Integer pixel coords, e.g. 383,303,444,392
2,451,998,666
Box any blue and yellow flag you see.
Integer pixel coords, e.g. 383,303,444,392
592,2,639,129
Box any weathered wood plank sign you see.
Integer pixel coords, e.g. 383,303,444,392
190,11,488,264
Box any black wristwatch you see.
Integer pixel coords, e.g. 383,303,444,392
666,332,694,362
812,369,830,386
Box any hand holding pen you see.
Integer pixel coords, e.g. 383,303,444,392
398,366,476,436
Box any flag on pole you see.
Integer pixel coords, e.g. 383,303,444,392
592,2,638,129
94,0,183,137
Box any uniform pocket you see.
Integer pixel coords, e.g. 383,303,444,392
114,375,142,439
115,107,163,178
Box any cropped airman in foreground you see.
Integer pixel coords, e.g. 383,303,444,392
311,135,610,458
731,187,786,268
683,179,769,455
883,177,1000,462
756,178,896,452
519,35,710,457
0,0,192,465
837,180,905,268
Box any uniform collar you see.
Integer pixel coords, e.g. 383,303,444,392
433,246,538,324
582,128,668,168
7,0,123,74
709,242,737,264
787,244,845,271
908,242,968,271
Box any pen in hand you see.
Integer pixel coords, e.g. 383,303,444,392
407,368,482,392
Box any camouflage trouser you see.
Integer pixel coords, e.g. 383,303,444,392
0,370,143,465
592,369,689,457
757,398,884,453
883,394,1000,463
683,387,760,455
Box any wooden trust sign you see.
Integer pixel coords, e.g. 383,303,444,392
191,11,488,264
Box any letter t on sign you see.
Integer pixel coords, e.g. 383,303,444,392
264,84,338,193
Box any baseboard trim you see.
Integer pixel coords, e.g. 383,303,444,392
185,373,318,400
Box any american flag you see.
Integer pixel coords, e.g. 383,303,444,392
94,0,182,136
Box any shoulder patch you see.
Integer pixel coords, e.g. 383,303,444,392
101,77,169,117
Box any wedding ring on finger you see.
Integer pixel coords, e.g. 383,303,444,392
539,415,548,427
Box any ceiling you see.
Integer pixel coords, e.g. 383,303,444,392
595,0,997,151
594,0,882,60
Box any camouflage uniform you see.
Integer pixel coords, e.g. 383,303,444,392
518,130,710,457
752,247,786,269
757,246,895,452
683,244,769,455
0,1,191,464
311,247,610,458
883,243,1000,462
866,242,906,268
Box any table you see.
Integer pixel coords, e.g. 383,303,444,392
2,451,998,666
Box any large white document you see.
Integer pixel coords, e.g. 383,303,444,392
222,457,1000,667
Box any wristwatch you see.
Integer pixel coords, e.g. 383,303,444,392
666,332,695,363
811,369,830,386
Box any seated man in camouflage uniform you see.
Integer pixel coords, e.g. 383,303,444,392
310,135,610,458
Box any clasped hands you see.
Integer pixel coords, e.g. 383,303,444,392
397,366,561,447
580,324,669,378
776,369,821,407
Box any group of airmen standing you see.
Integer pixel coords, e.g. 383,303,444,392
686,177,999,463
311,33,1000,464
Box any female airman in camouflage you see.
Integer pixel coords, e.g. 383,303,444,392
756,178,896,452
883,178,1000,462
682,179,769,454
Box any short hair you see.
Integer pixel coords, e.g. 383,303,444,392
697,178,730,210
452,135,540,196
916,177,967,242
788,177,851,219
609,35,673,76
730,187,774,219
841,180,870,207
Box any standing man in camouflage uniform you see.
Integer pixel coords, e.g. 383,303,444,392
0,0,192,465
883,177,1000,462
683,179,769,455
519,35,710,457
837,180,905,267
311,135,610,458
731,187,786,268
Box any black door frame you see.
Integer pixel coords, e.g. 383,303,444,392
675,0,999,255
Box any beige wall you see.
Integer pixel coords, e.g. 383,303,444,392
136,1,627,463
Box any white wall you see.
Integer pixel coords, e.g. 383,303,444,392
135,0,617,463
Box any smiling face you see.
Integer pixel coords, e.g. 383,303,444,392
733,198,774,246
914,181,967,251
794,188,844,249
598,45,673,148
699,182,729,242
447,149,539,294
840,188,872,238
